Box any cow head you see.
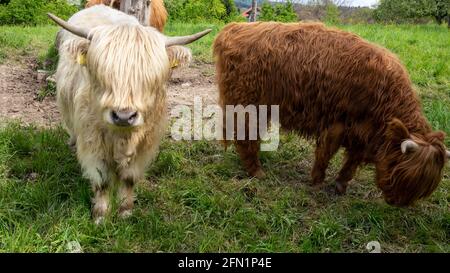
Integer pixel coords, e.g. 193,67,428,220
49,13,211,129
376,118,449,206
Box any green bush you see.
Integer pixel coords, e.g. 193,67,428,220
324,3,340,24
259,0,298,22
373,0,449,24
165,0,235,22
0,0,78,25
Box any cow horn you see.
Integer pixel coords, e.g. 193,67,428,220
47,13,91,40
401,139,419,154
165,29,212,47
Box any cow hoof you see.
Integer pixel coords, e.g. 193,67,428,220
119,209,133,219
251,169,266,179
335,181,348,195
311,182,325,191
68,136,76,151
94,216,105,225
92,201,109,224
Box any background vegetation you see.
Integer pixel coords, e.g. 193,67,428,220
0,0,78,25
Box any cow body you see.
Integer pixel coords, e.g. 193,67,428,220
214,22,449,206
53,5,210,222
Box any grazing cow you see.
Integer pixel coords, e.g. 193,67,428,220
85,0,168,32
50,5,210,223
213,22,449,206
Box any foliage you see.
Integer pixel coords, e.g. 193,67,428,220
221,0,239,17
374,0,449,25
165,0,239,22
0,0,79,26
259,1,298,22
324,2,340,24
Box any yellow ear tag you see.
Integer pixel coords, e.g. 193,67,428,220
170,59,179,69
77,53,87,65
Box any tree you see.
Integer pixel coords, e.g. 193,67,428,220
250,0,257,22
259,0,297,22
374,0,449,25
324,1,340,24
120,0,150,26
221,0,238,17
165,0,227,22
432,0,449,25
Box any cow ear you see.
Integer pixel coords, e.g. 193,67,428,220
166,46,192,69
60,39,90,66
426,131,446,142
386,118,409,142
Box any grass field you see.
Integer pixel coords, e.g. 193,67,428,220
0,22,449,253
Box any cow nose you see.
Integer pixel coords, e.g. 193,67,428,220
111,110,138,127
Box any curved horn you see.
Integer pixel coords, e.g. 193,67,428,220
401,139,419,154
47,13,91,40
165,29,212,47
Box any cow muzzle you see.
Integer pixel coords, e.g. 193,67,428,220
108,109,140,127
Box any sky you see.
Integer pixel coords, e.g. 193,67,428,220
270,0,380,7
350,0,379,7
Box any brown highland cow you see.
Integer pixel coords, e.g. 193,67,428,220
213,22,450,206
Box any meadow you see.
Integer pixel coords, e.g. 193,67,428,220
0,22,449,252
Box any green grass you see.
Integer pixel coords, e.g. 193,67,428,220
0,25,58,65
0,124,448,252
0,23,449,252
164,21,224,63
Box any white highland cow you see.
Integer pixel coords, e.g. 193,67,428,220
50,5,211,223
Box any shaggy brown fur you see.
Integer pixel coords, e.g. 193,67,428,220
85,0,168,32
213,22,449,206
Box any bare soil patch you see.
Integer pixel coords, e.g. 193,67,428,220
0,61,218,127
0,60,59,127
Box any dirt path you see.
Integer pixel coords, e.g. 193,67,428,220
0,61,218,127
0,61,60,127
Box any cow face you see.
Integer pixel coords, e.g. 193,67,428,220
49,13,211,129
85,25,169,129
376,119,449,206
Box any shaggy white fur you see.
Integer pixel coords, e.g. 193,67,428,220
55,5,170,222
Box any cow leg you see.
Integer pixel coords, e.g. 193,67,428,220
335,151,362,194
78,149,111,224
118,178,135,218
311,123,344,185
235,140,265,178
92,183,110,225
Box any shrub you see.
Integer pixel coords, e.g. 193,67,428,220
165,0,230,22
0,0,78,25
259,0,298,22
324,3,340,24
373,0,449,24
221,0,239,18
